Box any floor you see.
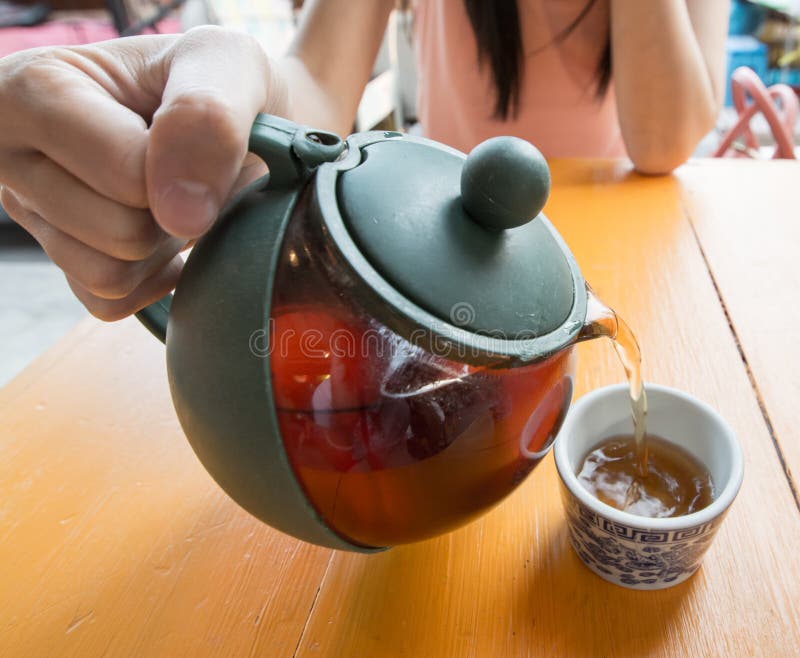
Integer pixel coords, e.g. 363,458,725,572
0,225,87,388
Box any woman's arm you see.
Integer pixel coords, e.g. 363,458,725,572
611,0,730,174
279,0,395,135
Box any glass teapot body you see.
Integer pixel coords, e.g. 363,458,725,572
270,191,575,548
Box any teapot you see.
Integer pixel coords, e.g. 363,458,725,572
136,114,597,552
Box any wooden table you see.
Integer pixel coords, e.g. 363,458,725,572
2,159,799,657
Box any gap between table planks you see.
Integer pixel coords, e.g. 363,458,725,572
677,159,800,511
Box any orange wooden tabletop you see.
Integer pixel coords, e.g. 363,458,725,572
1,159,799,658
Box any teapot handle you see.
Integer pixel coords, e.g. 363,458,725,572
134,114,345,343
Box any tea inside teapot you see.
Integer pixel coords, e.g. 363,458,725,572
268,200,575,547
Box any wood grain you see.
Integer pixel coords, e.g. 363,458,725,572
678,159,800,506
294,160,800,657
0,318,332,658
1,159,799,657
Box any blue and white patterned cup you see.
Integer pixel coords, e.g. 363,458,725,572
554,384,744,590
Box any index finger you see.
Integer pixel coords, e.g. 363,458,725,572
2,38,173,208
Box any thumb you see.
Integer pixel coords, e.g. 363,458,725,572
146,27,286,239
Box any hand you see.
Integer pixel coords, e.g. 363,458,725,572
0,27,286,320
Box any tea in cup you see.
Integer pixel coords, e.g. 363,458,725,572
554,383,744,589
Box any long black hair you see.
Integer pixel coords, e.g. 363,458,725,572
461,0,612,119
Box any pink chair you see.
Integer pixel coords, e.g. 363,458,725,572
714,66,798,159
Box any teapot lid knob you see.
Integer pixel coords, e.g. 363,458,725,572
460,136,551,231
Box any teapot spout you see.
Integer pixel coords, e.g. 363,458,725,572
577,285,619,343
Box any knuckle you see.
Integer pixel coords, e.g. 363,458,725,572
83,260,140,299
2,201,28,225
225,30,265,63
106,137,149,209
0,49,91,150
158,91,242,157
65,277,127,321
0,188,42,233
181,24,231,43
86,300,131,322
1,49,72,103
4,152,46,200
0,186,25,216
111,216,162,261
181,25,262,54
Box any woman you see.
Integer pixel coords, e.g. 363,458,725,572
0,0,729,320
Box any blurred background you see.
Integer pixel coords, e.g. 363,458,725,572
1,0,798,387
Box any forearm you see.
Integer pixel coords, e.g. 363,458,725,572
275,0,394,137
611,0,729,174
275,55,352,136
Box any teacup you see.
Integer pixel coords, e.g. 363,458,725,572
554,383,744,590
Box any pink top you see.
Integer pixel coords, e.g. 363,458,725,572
413,0,627,158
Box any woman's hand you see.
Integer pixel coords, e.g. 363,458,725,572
0,27,286,320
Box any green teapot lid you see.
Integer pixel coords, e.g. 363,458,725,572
314,131,587,365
